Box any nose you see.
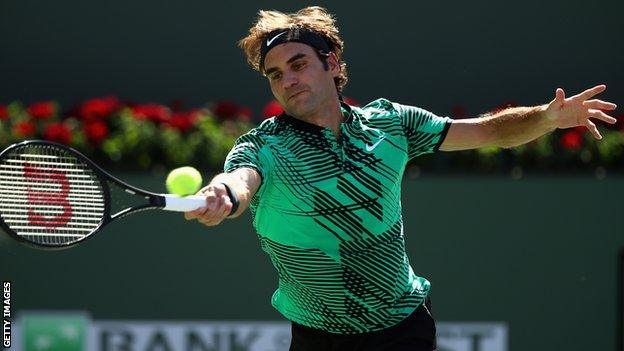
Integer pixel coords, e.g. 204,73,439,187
281,71,299,90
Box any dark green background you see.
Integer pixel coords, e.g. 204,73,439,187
1,0,622,118
1,0,623,350
1,174,622,351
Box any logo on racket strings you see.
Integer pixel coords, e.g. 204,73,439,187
24,162,73,229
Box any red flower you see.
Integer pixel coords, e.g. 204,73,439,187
84,120,109,144
0,105,7,120
27,101,55,120
262,100,284,119
572,126,586,134
12,121,37,137
238,107,253,122
131,104,171,123
560,130,583,150
342,96,360,107
79,96,120,120
213,101,240,119
166,110,198,133
43,122,72,144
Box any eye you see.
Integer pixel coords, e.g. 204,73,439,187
292,62,306,71
269,72,282,81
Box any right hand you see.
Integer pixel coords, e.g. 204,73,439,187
184,183,233,226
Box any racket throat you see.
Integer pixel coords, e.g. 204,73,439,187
150,195,167,208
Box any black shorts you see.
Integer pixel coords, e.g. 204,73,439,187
289,298,437,351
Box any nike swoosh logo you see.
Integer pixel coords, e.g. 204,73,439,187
267,31,287,46
365,137,385,152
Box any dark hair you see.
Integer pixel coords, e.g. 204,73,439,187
238,6,348,93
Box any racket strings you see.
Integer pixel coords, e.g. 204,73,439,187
0,144,105,245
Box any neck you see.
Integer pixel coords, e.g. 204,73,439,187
293,98,343,136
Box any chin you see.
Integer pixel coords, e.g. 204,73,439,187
289,98,320,117
284,102,309,117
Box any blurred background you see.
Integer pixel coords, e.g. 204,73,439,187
0,0,623,350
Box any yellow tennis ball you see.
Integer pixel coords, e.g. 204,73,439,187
166,166,203,196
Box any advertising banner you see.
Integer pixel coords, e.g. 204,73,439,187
6,312,507,351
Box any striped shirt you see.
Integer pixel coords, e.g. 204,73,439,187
224,98,451,334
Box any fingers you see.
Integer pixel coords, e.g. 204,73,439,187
196,196,224,225
551,88,565,108
572,84,607,101
588,109,618,124
197,195,232,226
585,120,602,140
183,185,233,226
184,207,205,220
555,88,566,103
583,99,617,111
206,194,218,210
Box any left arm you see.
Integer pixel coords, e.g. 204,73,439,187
440,84,618,151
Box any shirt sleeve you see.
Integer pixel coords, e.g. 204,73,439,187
393,102,452,159
223,132,267,183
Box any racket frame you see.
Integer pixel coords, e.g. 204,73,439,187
0,140,169,249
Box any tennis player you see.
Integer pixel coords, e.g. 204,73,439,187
185,7,618,351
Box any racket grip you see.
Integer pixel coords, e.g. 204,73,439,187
162,195,207,212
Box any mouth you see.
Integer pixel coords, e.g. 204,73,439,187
288,90,308,101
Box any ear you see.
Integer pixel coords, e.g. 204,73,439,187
327,52,341,77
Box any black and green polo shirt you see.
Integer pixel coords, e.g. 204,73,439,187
224,98,451,334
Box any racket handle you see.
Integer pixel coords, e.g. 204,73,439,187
162,194,207,212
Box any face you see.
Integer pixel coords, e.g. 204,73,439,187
263,42,340,119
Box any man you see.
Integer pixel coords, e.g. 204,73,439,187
185,6,617,351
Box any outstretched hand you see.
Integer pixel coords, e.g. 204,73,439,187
545,84,618,139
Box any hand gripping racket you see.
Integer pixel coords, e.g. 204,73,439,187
0,140,237,248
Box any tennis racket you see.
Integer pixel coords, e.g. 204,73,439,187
0,140,234,249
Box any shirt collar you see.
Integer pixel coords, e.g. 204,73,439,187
277,100,355,132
